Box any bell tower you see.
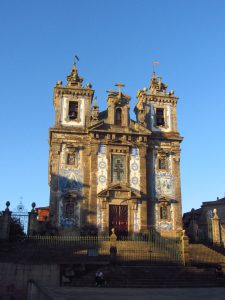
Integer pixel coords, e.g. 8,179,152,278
135,71,183,236
48,64,94,230
53,63,94,129
106,83,130,128
135,72,179,132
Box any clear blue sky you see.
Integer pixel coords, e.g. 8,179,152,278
0,0,225,214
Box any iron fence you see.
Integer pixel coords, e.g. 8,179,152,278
25,231,182,264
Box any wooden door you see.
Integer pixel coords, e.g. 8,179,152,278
109,205,128,237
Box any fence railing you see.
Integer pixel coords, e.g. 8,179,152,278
27,235,111,256
24,231,182,264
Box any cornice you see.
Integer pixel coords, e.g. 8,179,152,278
88,128,151,136
137,93,178,105
54,86,94,98
49,127,88,135
150,132,183,142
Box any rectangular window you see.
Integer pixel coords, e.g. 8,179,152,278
111,154,126,183
68,101,78,120
159,158,167,170
156,108,165,126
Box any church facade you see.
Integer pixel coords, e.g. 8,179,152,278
48,64,183,237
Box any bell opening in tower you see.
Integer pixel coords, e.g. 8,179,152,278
156,108,165,126
115,107,122,126
68,101,78,120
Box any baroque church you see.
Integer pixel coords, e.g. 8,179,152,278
48,63,183,237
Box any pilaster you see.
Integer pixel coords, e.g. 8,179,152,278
89,142,99,225
139,145,147,231
173,150,183,230
81,143,91,227
49,142,61,227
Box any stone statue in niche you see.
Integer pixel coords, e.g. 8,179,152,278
159,157,167,170
138,110,146,124
63,199,78,219
61,198,80,228
160,205,168,220
67,151,78,167
67,153,75,165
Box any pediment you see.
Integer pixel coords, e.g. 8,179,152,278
131,121,151,134
88,116,152,137
156,196,173,203
109,183,130,191
62,189,79,199
110,139,122,144
88,120,105,130
98,183,141,199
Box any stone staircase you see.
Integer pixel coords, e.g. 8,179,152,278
61,243,225,288
189,243,225,266
2,239,225,288
63,265,225,288
112,240,181,265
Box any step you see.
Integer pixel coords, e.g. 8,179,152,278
61,264,225,288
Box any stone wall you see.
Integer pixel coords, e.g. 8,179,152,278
0,263,59,300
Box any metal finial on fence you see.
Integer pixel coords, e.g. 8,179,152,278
5,201,10,211
31,202,36,212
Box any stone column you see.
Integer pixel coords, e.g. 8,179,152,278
0,201,12,240
28,202,38,236
181,229,190,266
211,208,221,245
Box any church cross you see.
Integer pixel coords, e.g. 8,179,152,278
114,159,124,180
152,61,160,72
115,83,125,97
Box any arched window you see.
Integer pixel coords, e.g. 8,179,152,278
115,108,122,126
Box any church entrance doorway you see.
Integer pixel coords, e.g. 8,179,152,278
109,205,128,237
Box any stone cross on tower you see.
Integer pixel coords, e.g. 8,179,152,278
115,83,125,98
152,61,160,72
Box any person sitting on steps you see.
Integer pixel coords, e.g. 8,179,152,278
95,270,104,287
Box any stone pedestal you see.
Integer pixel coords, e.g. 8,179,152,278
181,229,190,266
0,202,12,240
211,208,221,245
109,228,117,263
28,203,38,236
